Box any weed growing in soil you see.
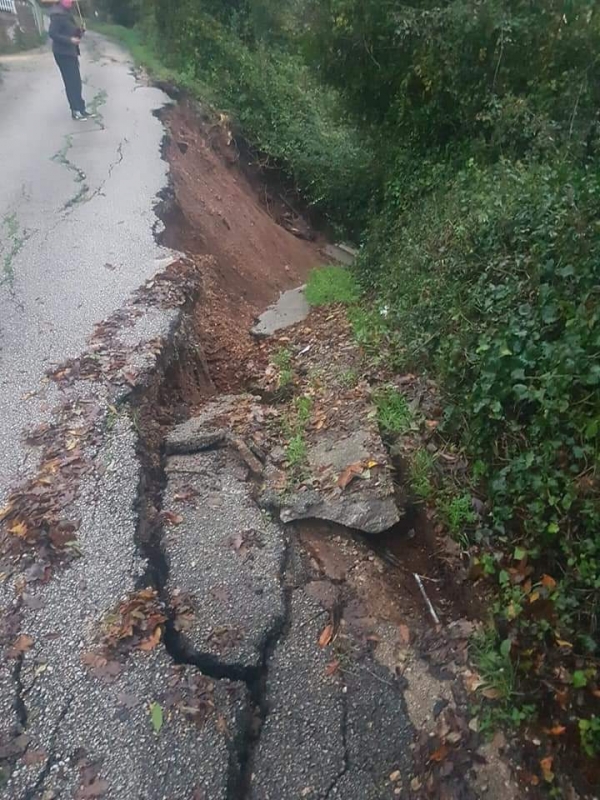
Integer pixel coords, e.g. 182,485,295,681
438,493,477,537
409,450,435,500
374,388,413,434
281,395,313,480
472,630,535,734
305,266,360,307
286,433,307,472
337,368,359,389
272,347,293,389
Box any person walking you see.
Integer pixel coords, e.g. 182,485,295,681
49,0,95,120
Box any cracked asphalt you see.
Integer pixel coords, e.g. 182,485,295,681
0,34,171,495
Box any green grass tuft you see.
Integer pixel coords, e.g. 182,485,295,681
374,388,413,434
305,266,361,307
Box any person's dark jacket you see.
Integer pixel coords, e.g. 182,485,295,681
49,5,82,57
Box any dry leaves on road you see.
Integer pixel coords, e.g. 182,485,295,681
6,634,34,658
82,589,166,679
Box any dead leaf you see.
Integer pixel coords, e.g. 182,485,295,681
463,671,483,693
325,660,340,676
139,626,162,651
554,689,568,709
216,714,229,737
8,521,28,538
540,756,554,783
77,778,109,799
7,634,34,658
481,686,502,700
318,624,334,648
430,744,449,763
337,462,363,490
543,725,566,736
22,749,48,766
173,489,198,504
541,574,557,590
398,624,410,645
162,511,184,526
555,638,573,649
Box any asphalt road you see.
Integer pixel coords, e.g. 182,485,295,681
0,34,171,498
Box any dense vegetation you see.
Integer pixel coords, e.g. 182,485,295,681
96,0,600,778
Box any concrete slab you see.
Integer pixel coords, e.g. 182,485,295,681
251,286,310,338
164,447,286,672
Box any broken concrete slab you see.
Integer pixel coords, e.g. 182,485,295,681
251,286,310,338
8,650,246,800
267,429,401,535
166,422,227,455
278,489,400,534
323,243,358,266
249,588,413,800
163,447,286,672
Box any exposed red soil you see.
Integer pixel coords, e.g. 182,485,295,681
163,101,325,392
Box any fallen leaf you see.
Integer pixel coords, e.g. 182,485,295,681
430,744,449,762
389,770,401,782
337,462,363,490
150,702,163,735
318,624,334,648
543,725,566,736
554,689,568,709
216,714,229,737
398,624,410,645
555,638,573,649
77,778,109,799
463,671,483,693
7,634,34,658
541,574,557,590
540,756,554,783
22,749,48,766
8,521,28,538
162,511,184,526
481,686,502,700
139,626,162,651
325,660,340,676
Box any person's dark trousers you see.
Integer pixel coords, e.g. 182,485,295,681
54,54,85,113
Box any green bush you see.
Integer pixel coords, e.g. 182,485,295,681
359,153,600,647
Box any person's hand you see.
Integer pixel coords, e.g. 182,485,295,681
71,37,81,44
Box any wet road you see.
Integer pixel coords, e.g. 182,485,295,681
0,34,171,498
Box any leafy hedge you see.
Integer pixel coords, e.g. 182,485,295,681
362,154,600,641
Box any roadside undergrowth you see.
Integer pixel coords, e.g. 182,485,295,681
301,264,600,794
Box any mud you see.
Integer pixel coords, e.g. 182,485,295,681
161,101,327,393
